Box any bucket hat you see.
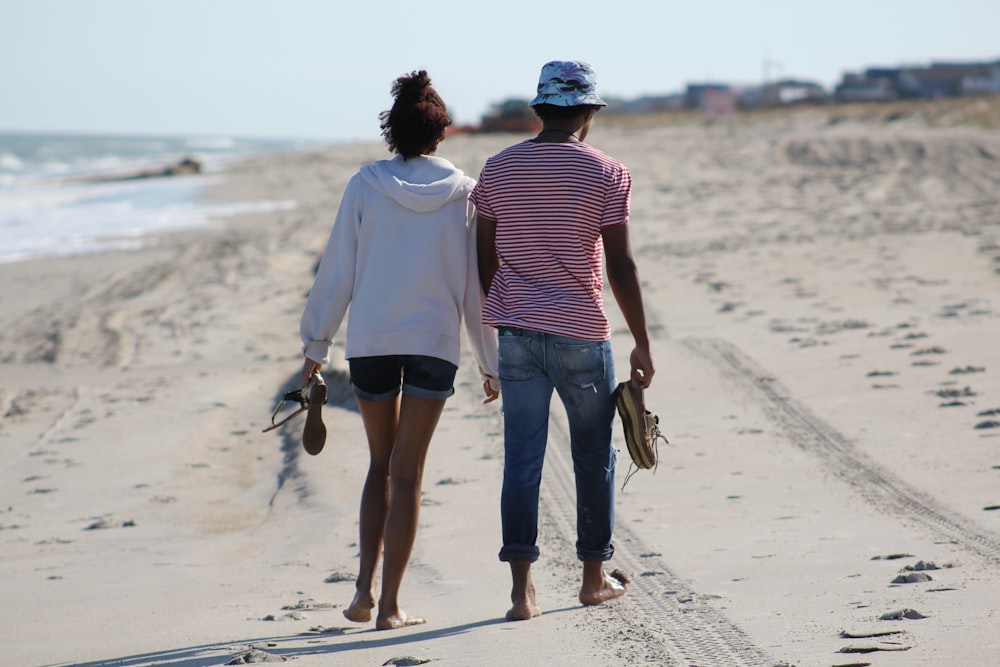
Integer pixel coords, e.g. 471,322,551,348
528,60,607,108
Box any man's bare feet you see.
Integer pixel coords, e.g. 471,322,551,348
505,559,542,621
505,597,542,621
375,609,426,630
343,591,375,623
579,568,630,606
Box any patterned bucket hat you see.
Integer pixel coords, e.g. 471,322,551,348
528,60,607,108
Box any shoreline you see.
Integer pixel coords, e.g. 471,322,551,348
2,112,999,666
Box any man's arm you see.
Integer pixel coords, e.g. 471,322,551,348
476,215,499,295
602,222,655,387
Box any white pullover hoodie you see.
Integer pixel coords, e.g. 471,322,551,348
300,154,498,383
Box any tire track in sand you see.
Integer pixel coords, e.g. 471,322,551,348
683,336,1000,567
541,415,774,666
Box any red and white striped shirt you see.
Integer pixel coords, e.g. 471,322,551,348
471,140,631,340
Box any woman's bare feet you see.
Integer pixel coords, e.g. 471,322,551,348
579,567,630,606
343,590,375,623
376,609,426,630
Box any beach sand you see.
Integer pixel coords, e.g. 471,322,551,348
2,101,1000,666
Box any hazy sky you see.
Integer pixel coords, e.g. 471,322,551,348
2,0,998,142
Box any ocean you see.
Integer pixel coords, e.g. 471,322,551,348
0,132,318,264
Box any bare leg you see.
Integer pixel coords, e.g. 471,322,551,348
344,396,399,623
375,394,446,630
579,560,630,606
505,559,541,621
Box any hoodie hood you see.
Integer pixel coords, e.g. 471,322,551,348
359,155,474,213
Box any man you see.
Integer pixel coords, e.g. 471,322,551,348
471,60,654,621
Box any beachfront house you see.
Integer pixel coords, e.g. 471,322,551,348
835,59,1000,101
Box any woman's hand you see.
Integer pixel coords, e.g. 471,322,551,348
302,358,323,387
482,378,500,404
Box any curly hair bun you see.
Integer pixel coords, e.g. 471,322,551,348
392,70,434,101
380,70,452,159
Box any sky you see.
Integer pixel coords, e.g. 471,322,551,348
1,0,998,143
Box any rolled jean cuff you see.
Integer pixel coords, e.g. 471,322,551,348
498,544,540,563
577,542,615,562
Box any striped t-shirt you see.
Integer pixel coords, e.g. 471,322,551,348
471,140,631,341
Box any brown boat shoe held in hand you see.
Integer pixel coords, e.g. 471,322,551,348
614,378,668,488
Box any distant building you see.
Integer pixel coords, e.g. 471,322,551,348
835,59,1000,101
607,94,685,114
476,99,541,133
963,61,1000,95
685,83,732,109
835,73,898,102
762,80,827,106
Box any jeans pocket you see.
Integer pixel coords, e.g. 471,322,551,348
554,341,607,388
498,335,532,381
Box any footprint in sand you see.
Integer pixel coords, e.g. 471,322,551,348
382,658,431,666
225,648,285,664
262,611,307,621
938,303,969,318
975,420,1000,430
901,560,953,572
933,386,976,400
912,346,947,356
840,629,905,639
838,642,913,655
282,598,337,611
951,365,986,375
83,516,136,530
880,608,927,620
435,477,469,485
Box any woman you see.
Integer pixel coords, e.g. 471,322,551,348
298,70,499,630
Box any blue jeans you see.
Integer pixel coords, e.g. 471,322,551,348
496,326,617,563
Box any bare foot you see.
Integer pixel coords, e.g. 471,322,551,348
343,591,375,623
579,568,630,606
504,559,542,621
505,599,542,621
375,609,426,630
506,580,541,621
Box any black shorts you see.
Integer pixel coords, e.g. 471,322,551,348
348,355,457,402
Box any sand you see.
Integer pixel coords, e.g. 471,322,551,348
2,102,1000,666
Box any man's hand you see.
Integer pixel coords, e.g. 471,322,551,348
630,346,654,388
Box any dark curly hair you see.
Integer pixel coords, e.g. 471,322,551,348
379,70,452,159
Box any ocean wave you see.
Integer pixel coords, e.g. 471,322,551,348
186,137,238,150
0,152,24,171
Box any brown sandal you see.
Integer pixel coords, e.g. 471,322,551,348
302,373,328,456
